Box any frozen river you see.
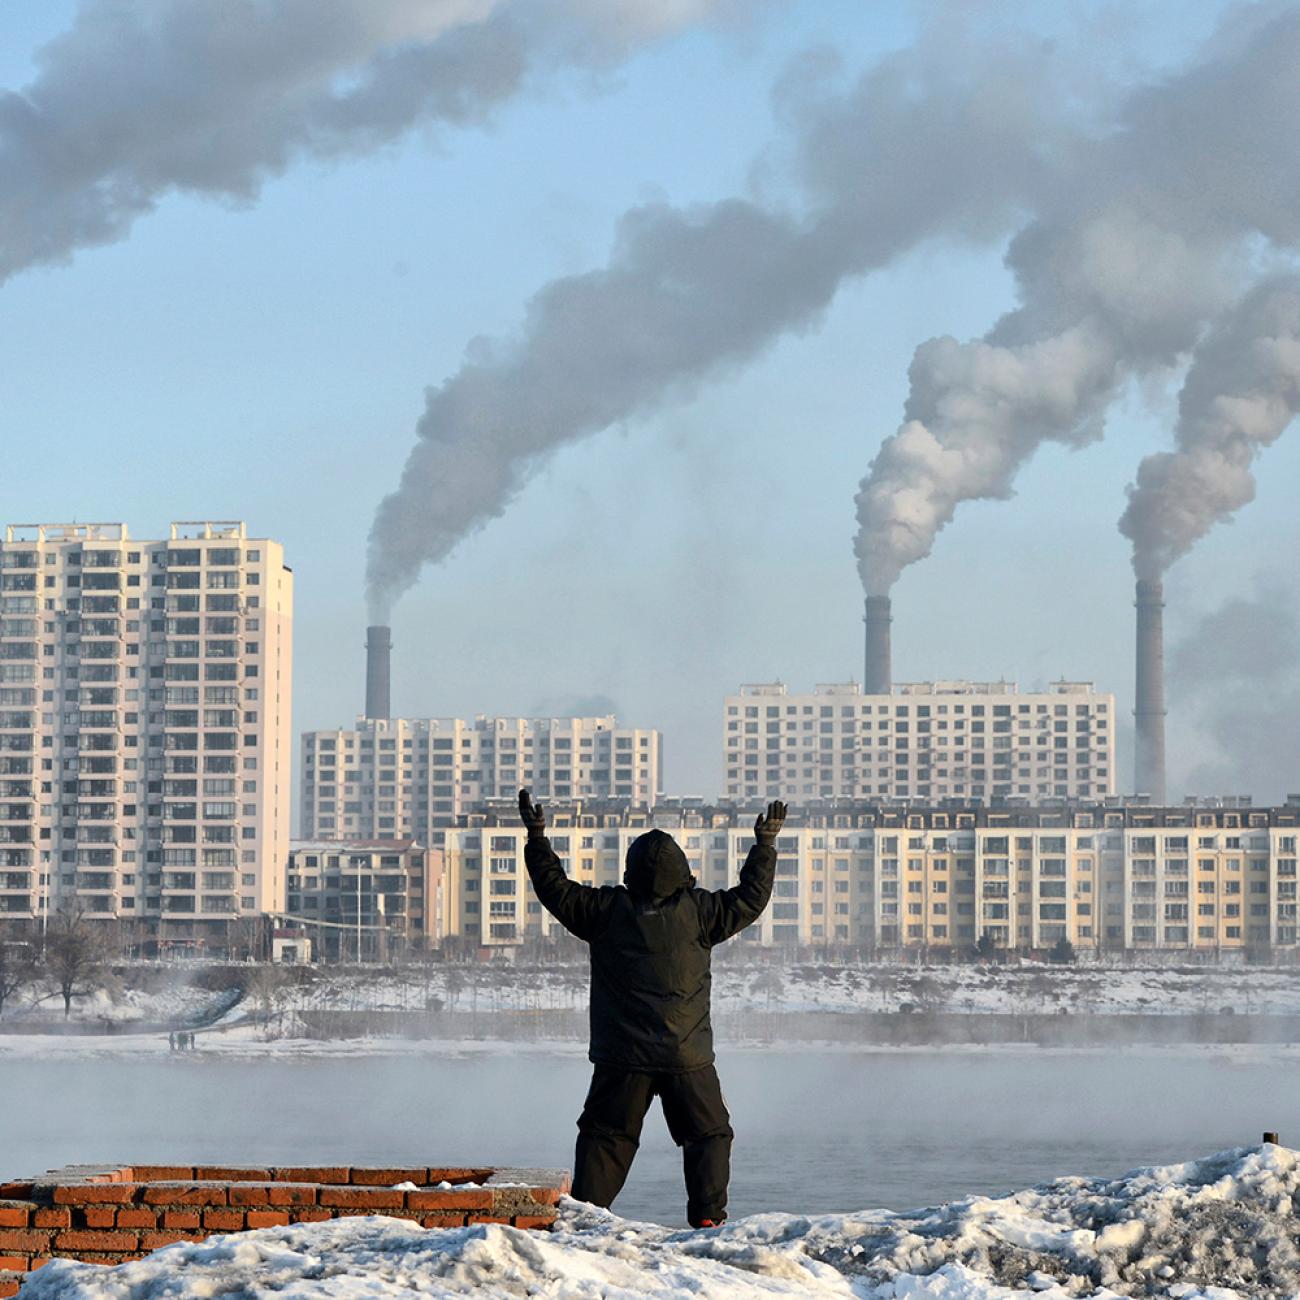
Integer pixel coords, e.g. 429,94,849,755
2,1046,1294,1225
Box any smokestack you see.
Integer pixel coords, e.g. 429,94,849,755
863,596,892,695
1134,579,1166,804
365,625,392,721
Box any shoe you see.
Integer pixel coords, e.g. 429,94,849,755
691,1217,725,1229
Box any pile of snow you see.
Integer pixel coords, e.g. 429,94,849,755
0,981,228,1027
20,1145,1300,1297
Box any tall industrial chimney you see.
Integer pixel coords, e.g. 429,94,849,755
1134,579,1166,804
863,595,892,695
365,625,392,721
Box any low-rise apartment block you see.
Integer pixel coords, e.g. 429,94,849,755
435,797,1300,957
284,838,438,961
0,522,292,946
724,681,1115,803
299,715,661,845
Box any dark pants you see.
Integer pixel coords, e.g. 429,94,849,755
572,1062,734,1225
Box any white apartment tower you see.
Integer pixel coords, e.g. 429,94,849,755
300,714,662,846
725,681,1116,803
0,522,292,944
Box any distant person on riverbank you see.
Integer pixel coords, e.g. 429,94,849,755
519,788,783,1228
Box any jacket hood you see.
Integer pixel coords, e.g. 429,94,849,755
623,829,692,901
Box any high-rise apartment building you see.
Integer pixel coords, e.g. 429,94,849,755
299,715,661,846
724,681,1115,803
437,796,1300,955
0,522,292,944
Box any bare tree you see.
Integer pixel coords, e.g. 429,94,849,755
0,924,35,1019
44,908,111,1018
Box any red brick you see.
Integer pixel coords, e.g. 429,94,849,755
348,1168,429,1187
272,1167,348,1184
162,1211,202,1230
83,1208,118,1228
469,1215,511,1225
53,1184,139,1205
33,1209,71,1229
0,1259,27,1273
244,1211,290,1229
525,1188,565,1206
141,1230,203,1249
320,1188,405,1210
512,1215,555,1230
406,1189,493,1211
129,1166,194,1182
426,1169,493,1185
141,1184,227,1206
0,1277,21,1297
230,1183,317,1207
0,1185,34,1201
289,1208,332,1223
195,1167,271,1182
202,1210,246,1231
116,1209,158,1229
0,1210,28,1230
55,1230,140,1252
419,1213,467,1228
0,1230,50,1252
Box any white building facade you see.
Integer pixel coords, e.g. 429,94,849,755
0,522,293,943
724,681,1116,804
299,715,661,846
435,797,1300,957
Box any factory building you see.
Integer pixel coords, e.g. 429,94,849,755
299,715,662,846
434,796,1300,957
0,521,292,946
723,681,1116,803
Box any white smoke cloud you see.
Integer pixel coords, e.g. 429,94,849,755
854,6,1300,594
0,0,748,283
1121,274,1300,579
366,33,1072,612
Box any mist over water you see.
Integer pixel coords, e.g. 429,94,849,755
3,1049,1292,1223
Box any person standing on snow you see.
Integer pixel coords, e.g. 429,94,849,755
519,787,785,1228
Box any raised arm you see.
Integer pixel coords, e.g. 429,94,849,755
519,789,609,942
698,800,786,946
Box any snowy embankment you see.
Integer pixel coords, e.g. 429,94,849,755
19,1145,1300,1298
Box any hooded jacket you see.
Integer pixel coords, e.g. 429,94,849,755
524,827,775,1072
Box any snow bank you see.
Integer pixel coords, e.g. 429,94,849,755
18,1145,1300,1298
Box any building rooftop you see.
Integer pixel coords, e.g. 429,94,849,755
735,679,1103,698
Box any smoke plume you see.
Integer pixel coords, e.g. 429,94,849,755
366,35,1070,613
1120,275,1300,579
856,2,1300,594
368,4,1300,611
1170,578,1300,802
0,0,744,284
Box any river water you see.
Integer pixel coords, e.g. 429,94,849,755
2,1047,1293,1224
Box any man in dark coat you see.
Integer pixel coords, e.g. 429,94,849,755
519,788,785,1227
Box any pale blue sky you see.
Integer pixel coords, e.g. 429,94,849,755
2,0,1296,800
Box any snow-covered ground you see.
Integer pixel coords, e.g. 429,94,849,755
271,960,1300,1018
0,979,225,1028
17,1144,1300,1298
7,959,1300,1046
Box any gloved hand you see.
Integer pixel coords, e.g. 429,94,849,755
754,800,787,845
519,788,547,838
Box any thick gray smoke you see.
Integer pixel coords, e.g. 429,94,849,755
366,36,1071,612
1120,275,1300,579
0,0,742,283
368,5,1300,612
856,5,1300,594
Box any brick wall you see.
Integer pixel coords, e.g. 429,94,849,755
0,1163,569,1295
